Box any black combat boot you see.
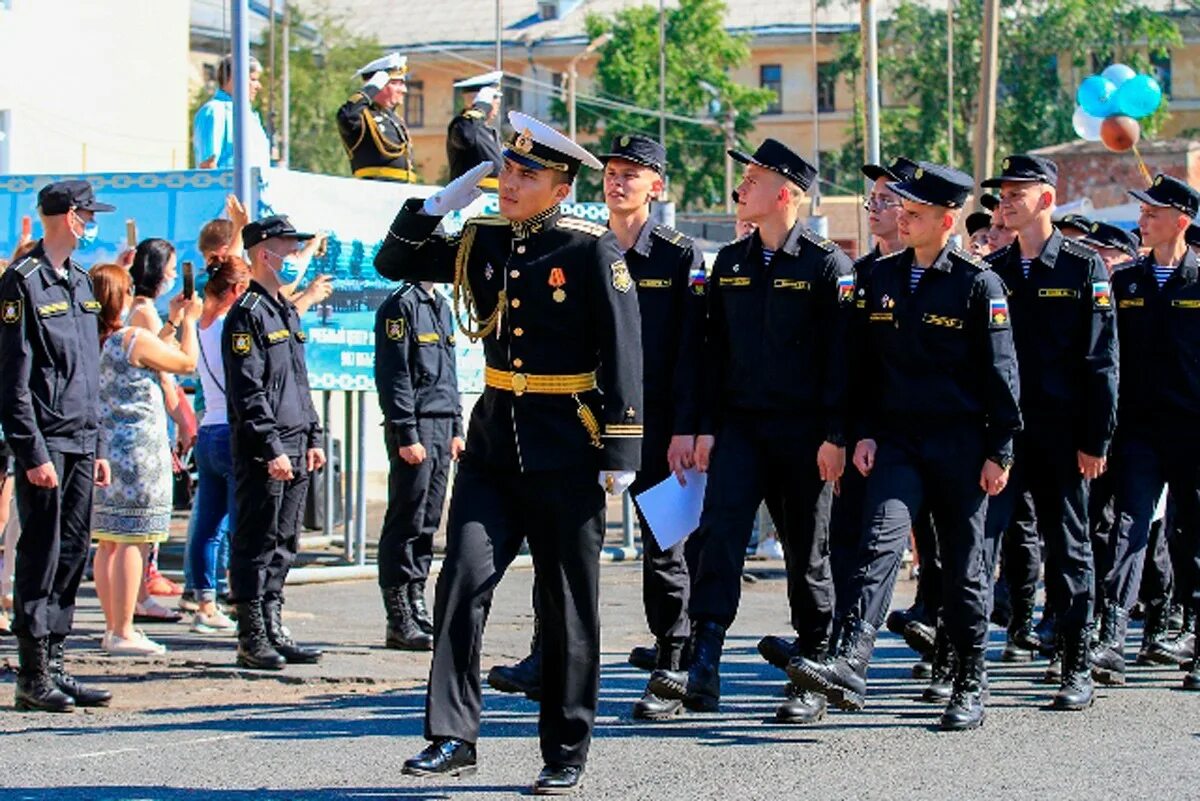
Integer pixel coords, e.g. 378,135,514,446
1034,608,1058,658
383,585,433,651
633,638,686,720
885,596,925,637
1184,658,1200,691
902,619,936,660
776,639,828,724
263,596,322,664
488,622,542,701
14,636,74,712
1136,599,1171,666
757,634,799,671
48,634,111,707
648,621,725,712
627,642,658,672
1146,606,1195,667
1090,602,1128,686
787,617,877,712
939,647,986,731
1003,602,1040,662
1052,629,1095,710
236,601,286,670
408,580,434,635
921,624,956,704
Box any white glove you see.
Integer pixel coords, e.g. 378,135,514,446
366,70,391,91
421,162,491,216
599,470,637,496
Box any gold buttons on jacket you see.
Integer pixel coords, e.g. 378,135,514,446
510,270,520,279
516,245,526,254
514,327,524,337
513,358,524,368
511,298,521,308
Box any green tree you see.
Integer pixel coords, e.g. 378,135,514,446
554,0,776,210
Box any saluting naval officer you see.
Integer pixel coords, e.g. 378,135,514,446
0,180,115,712
337,53,416,182
983,154,1118,710
373,279,465,652
223,215,326,672
789,163,1021,732
1102,175,1200,691
378,112,642,795
648,139,854,724
447,71,505,189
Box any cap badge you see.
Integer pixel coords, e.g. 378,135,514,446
1091,223,1099,232
1154,175,1163,186
1002,158,1011,170
620,135,631,147
514,129,534,155
914,167,924,179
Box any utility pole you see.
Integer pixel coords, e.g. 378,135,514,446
231,0,252,203
973,0,1000,205
267,0,276,150
658,0,666,147
947,0,955,167
281,4,290,167
495,0,503,70
810,0,821,216
724,112,735,214
861,0,880,172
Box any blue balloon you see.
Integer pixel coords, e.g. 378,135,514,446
1101,63,1136,88
1115,74,1163,119
1077,75,1118,118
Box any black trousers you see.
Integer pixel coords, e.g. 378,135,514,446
630,426,689,642
12,449,94,639
378,418,454,588
845,426,989,653
686,411,832,650
1110,431,1200,613
985,486,1042,617
424,461,605,768
985,422,1094,630
229,445,310,602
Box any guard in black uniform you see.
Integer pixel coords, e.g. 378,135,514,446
223,215,326,671
0,180,115,712
982,155,1118,710
1103,175,1200,690
337,53,415,182
374,281,464,651
649,139,853,723
448,71,504,190
384,113,642,795
790,163,1021,732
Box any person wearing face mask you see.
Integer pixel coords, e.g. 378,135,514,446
0,180,116,712
338,53,416,182
222,215,326,672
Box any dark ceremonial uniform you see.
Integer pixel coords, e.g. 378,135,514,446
338,84,415,182
447,103,503,189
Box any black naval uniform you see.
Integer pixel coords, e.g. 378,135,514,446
0,243,105,643
985,231,1118,638
223,281,323,605
688,222,853,654
374,283,463,617
337,84,415,182
375,200,643,769
446,102,503,189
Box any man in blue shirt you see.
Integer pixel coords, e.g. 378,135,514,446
193,55,271,170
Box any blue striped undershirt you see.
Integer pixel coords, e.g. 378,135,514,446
762,247,776,266
1021,257,1032,279
910,265,925,291
1154,264,1174,287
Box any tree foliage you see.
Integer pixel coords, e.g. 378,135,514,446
554,0,775,210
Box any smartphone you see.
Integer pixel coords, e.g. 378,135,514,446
20,216,31,239
182,260,195,299
315,236,328,258
126,219,138,248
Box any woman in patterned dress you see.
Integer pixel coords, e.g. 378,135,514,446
89,264,201,656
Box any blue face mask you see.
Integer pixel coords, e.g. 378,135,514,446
267,250,303,285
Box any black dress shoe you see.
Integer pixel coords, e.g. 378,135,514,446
628,643,658,672
402,738,477,777
534,764,584,795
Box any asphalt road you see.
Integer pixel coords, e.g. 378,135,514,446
1,560,1198,800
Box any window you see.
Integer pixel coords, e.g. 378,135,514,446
503,80,523,116
760,64,782,114
1152,52,1172,97
538,1,557,20
817,62,837,113
405,80,425,128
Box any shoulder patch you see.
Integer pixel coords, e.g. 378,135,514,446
231,331,253,356
651,224,694,250
464,108,485,120
557,217,608,237
875,250,905,265
389,282,417,300
385,317,406,341
984,243,1014,265
12,257,40,278
798,227,837,252
237,291,262,311
1062,238,1099,259
950,247,986,269
611,259,633,293
466,214,508,227
1,299,21,324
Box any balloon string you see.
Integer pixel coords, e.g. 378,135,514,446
1131,142,1153,187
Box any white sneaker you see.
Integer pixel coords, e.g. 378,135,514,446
105,630,167,656
755,535,786,560
191,609,236,634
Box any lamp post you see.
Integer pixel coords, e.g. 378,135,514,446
566,32,613,143
700,81,737,214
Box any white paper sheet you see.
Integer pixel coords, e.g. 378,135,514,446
633,469,708,551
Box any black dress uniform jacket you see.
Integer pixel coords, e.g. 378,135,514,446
1112,249,1200,428
446,103,503,182
856,245,1022,463
374,282,464,445
987,230,1118,457
222,281,323,460
706,224,854,443
375,201,643,473
0,243,105,467
337,83,414,180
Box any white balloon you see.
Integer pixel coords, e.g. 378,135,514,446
1101,63,1137,88
1073,106,1104,142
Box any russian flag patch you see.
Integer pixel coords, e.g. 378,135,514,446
837,274,855,304
989,296,1010,328
1093,280,1112,309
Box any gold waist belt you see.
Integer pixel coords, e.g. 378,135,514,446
484,366,597,397
354,166,416,182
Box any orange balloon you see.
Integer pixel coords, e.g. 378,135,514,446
1100,115,1140,153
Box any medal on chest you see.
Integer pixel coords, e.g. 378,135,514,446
549,267,567,303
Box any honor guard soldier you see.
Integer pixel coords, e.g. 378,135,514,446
0,180,115,712
373,280,465,651
447,71,505,190
379,113,642,795
648,139,854,724
337,53,416,182
982,154,1118,709
1104,175,1200,690
223,215,326,671
789,163,1021,732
